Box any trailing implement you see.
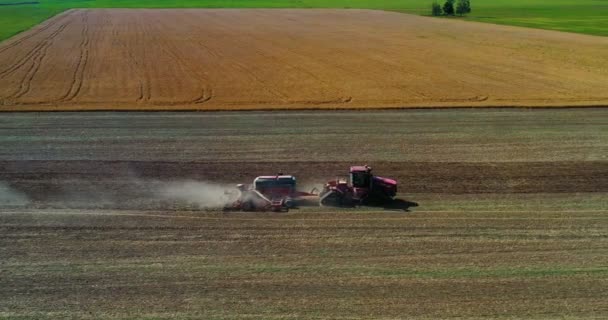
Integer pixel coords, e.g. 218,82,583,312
224,174,318,212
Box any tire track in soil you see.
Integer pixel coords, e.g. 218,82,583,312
163,15,224,104
253,11,478,102
137,13,152,103
236,12,354,104
149,13,213,105
58,10,90,102
5,19,71,100
3,10,608,110
242,33,353,104
128,13,152,104
196,11,289,103
0,15,71,79
188,39,235,104
108,12,149,104
98,13,146,103
0,10,70,55
242,11,425,102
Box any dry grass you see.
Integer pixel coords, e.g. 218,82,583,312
1,9,608,111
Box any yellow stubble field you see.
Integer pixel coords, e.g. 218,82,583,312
1,9,607,111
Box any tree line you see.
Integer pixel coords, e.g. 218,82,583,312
432,0,471,16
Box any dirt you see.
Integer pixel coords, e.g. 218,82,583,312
1,208,607,319
1,9,608,111
0,110,606,318
0,109,606,210
1,160,606,209
0,109,606,209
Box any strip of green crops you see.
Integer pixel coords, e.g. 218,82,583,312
0,0,607,42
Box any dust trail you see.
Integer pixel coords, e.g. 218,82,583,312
59,178,238,210
154,180,235,209
300,183,323,194
0,176,238,210
0,182,30,206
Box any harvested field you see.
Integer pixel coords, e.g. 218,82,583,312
1,110,607,318
1,9,608,111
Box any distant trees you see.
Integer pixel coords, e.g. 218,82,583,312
431,1,442,16
456,0,472,16
431,0,471,17
443,0,455,16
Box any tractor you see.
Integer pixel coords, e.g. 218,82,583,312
319,165,397,207
224,174,317,212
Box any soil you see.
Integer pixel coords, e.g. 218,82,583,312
1,110,606,319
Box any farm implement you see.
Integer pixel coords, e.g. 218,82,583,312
223,174,318,212
223,165,398,211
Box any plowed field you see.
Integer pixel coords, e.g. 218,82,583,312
1,9,608,111
1,110,607,318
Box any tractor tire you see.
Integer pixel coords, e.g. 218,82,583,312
319,190,342,207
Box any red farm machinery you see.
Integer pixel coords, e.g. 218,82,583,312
319,165,397,207
223,166,399,211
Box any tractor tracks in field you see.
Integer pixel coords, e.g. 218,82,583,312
133,14,151,104
147,13,213,105
0,16,70,80
0,10,70,55
189,12,290,104
7,44,48,99
233,13,354,104
2,16,72,101
58,10,90,102
207,13,298,101
121,12,208,106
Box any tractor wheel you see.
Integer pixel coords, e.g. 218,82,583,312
319,190,341,207
340,192,354,207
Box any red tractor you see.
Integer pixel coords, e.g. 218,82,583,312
319,165,397,207
224,174,317,212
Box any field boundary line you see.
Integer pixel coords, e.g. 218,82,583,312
2,105,608,112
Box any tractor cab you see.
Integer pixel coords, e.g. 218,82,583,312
349,165,373,200
253,175,297,198
350,165,373,188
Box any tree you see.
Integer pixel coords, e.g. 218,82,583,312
431,1,442,16
443,0,455,16
456,0,472,16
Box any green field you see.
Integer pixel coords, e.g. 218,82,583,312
0,0,607,42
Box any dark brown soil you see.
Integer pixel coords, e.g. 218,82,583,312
1,160,606,208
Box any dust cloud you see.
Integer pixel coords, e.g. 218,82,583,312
155,180,236,209
0,178,239,210
0,182,30,206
